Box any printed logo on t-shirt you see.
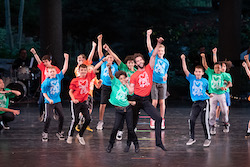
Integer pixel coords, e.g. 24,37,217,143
138,71,150,87
116,86,127,101
103,66,115,77
211,75,221,89
78,79,88,94
44,68,49,79
192,80,203,96
50,80,60,95
154,59,165,74
0,94,7,108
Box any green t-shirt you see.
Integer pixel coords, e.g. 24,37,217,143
109,77,131,107
205,67,232,94
0,88,15,114
118,62,137,78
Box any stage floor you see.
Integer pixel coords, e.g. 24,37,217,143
0,101,250,167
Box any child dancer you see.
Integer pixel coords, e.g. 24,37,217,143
41,53,69,142
181,54,211,147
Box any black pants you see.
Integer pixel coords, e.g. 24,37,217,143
132,95,163,146
109,105,138,145
68,101,90,137
0,112,15,123
189,100,211,140
44,103,64,133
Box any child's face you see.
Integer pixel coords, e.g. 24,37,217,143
106,55,114,64
158,47,165,58
43,60,52,67
126,60,135,70
48,68,57,78
79,67,88,77
221,63,227,73
135,57,145,69
214,64,222,74
77,56,86,65
118,75,127,85
0,79,4,89
194,68,204,79
87,66,93,73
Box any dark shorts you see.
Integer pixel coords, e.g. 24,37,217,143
100,85,112,104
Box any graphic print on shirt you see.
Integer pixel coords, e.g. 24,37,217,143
192,80,203,96
44,68,49,80
103,66,115,77
50,80,60,95
138,71,150,87
116,85,127,102
211,75,221,90
0,94,7,108
154,59,165,74
78,79,88,94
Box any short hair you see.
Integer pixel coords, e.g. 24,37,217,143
19,48,27,54
47,66,56,70
195,65,204,72
42,55,52,61
78,54,86,60
79,64,87,69
115,70,127,79
221,60,233,72
133,53,144,62
124,55,135,64
214,62,222,66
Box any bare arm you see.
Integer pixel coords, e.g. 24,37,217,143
0,90,21,96
103,44,121,65
61,53,69,74
95,79,102,89
108,65,114,80
43,93,53,104
242,62,250,78
30,48,42,65
93,57,107,73
149,37,164,69
222,81,232,91
87,41,97,62
97,34,104,59
244,54,250,68
212,47,218,63
200,53,209,70
146,29,153,53
69,89,79,104
180,54,190,77
0,107,20,115
128,83,134,95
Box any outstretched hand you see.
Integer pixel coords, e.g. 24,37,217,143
242,62,247,68
157,37,164,43
244,54,249,61
147,29,152,36
64,53,69,59
180,54,186,60
30,48,36,54
103,44,110,51
92,41,97,47
97,34,103,40
212,47,217,53
200,53,205,57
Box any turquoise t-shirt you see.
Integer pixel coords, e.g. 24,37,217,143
205,67,232,94
118,62,137,78
100,59,118,86
0,88,15,114
109,77,130,107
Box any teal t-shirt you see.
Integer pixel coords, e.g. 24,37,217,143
109,77,130,107
118,62,137,78
205,67,232,94
0,88,15,114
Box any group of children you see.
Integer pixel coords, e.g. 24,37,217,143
1,29,250,153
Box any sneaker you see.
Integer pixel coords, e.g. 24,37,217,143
116,130,123,140
124,145,130,152
150,118,155,129
186,138,196,146
96,121,104,130
39,112,45,122
203,139,211,147
75,124,80,132
0,121,10,130
214,121,220,127
66,136,73,144
56,132,65,140
161,118,165,130
134,127,137,132
223,123,230,133
42,132,48,142
106,143,113,153
86,126,93,132
134,142,140,153
245,132,250,138
76,134,85,145
210,125,216,135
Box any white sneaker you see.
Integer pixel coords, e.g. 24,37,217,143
150,118,155,129
56,132,65,140
66,136,73,144
223,123,230,133
203,139,211,147
76,134,85,145
42,132,48,142
186,138,196,146
0,121,10,130
134,127,137,132
161,118,165,130
116,130,123,140
96,121,104,130
210,126,216,135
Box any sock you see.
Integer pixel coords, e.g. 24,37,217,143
216,118,219,121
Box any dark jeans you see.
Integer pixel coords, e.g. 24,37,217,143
43,103,64,133
68,101,90,137
109,105,138,145
0,112,15,123
132,95,163,146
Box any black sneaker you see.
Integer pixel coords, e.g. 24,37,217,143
106,143,113,153
245,132,250,138
56,132,65,140
0,121,10,130
134,142,140,153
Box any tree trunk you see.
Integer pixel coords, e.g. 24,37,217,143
18,0,25,49
40,0,63,68
4,0,14,50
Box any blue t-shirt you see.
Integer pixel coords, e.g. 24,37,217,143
100,59,118,86
41,71,64,104
149,50,169,84
186,73,210,102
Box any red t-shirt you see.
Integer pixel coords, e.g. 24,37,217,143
69,71,96,102
130,64,153,97
37,63,60,84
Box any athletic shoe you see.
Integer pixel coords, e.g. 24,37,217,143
39,112,45,122
161,118,165,130
156,143,167,151
53,109,59,120
223,123,230,133
245,132,250,138
96,121,104,130
0,121,10,130
134,127,137,132
134,142,140,153
214,121,220,127
66,136,73,144
56,132,65,140
116,130,123,140
150,118,155,129
86,126,93,132
106,143,113,153
186,138,196,146
76,134,85,145
210,125,216,135
203,139,211,147
42,132,48,142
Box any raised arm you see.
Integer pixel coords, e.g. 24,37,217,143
30,48,42,64
127,83,134,95
146,29,153,53
244,54,250,68
212,47,218,63
200,53,209,70
93,57,107,73
87,41,97,62
149,37,164,69
61,53,69,74
242,62,250,78
108,65,114,80
103,44,121,65
180,54,190,77
97,34,104,59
